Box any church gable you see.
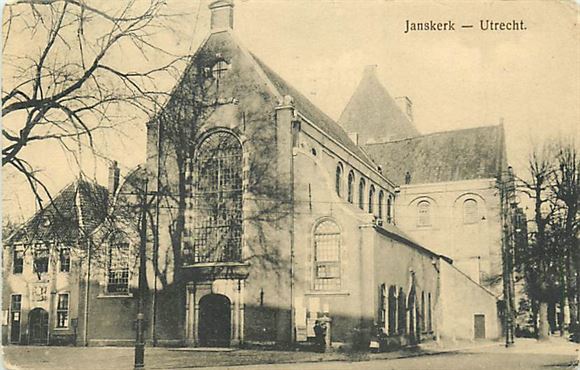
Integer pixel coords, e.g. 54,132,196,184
338,65,420,144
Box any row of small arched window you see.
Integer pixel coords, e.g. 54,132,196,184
378,284,433,336
335,163,394,223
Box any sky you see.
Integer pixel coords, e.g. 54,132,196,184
2,0,579,223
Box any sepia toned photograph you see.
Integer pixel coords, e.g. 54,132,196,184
1,0,579,369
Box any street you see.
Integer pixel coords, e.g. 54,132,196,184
2,338,578,370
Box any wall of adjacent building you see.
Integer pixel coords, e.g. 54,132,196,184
395,179,503,293
437,260,500,341
2,243,82,346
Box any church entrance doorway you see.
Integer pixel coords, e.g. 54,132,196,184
198,294,231,347
28,308,49,345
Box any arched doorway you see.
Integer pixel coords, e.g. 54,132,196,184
198,294,231,347
29,308,49,345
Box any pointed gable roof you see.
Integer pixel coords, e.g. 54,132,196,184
7,179,108,244
364,125,504,185
339,65,419,144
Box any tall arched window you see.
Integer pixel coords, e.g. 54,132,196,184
417,200,431,227
388,285,397,335
387,195,393,223
313,220,341,291
191,131,242,263
463,199,478,224
368,185,375,214
398,287,406,334
358,178,366,210
378,191,385,220
335,163,343,197
347,171,355,204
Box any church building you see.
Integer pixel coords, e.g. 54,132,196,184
3,0,504,348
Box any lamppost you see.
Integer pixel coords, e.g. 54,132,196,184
134,180,148,369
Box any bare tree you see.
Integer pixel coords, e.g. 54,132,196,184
2,0,185,208
518,145,557,340
551,141,580,328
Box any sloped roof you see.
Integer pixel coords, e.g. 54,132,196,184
338,65,420,143
7,179,108,244
251,54,376,166
364,125,504,185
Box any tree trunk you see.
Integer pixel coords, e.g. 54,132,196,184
538,301,550,341
531,298,539,338
559,269,567,336
548,302,557,334
567,257,578,326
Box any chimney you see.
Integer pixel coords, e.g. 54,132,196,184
209,0,234,32
395,96,413,121
363,64,378,77
108,161,120,196
348,132,359,146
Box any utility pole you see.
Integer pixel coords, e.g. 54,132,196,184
500,167,517,347
135,180,148,369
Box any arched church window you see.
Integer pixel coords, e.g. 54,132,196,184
378,190,385,220
388,286,398,335
417,200,431,227
347,171,355,203
358,178,366,210
387,195,393,223
313,220,341,291
463,199,478,224
368,185,375,214
335,163,343,197
191,131,242,263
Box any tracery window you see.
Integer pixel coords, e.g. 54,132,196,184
368,185,375,214
417,200,431,227
347,171,355,204
190,131,242,263
335,163,343,197
358,178,366,210
313,220,341,291
463,199,478,224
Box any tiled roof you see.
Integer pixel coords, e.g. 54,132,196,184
250,54,376,166
338,65,420,143
7,179,108,244
364,125,504,185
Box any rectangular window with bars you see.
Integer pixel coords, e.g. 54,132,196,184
10,294,22,343
13,249,23,274
107,243,130,294
60,247,70,273
56,293,69,328
33,244,49,273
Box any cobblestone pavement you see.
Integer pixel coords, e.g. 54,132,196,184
2,338,577,370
